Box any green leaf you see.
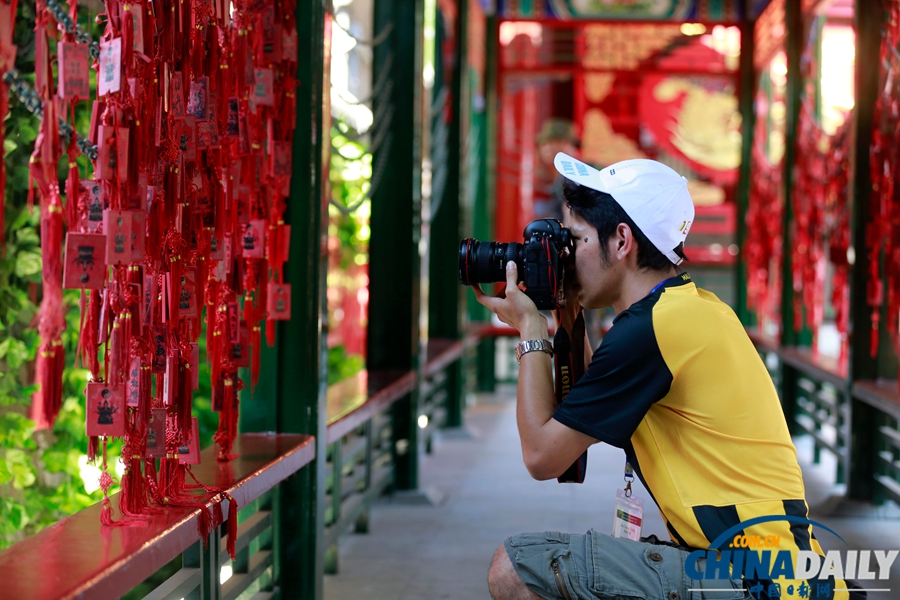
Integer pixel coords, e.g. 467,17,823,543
17,122,36,144
5,286,30,306
14,228,39,247
5,500,29,530
0,413,36,447
40,449,68,473
0,459,12,486
5,449,36,489
14,250,42,278
0,337,30,370
9,208,37,232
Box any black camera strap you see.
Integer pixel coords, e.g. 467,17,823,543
553,310,588,484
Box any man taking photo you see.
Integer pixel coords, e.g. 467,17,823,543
474,153,865,600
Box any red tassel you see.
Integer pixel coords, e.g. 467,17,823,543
178,358,192,437
64,147,80,231
118,455,149,518
82,290,102,377
144,457,163,505
242,290,261,391
226,493,237,560
99,441,117,526
32,340,64,429
213,375,238,461
109,316,123,385
265,318,275,348
251,321,260,391
119,396,152,520
184,467,238,560
87,435,99,464
32,193,66,428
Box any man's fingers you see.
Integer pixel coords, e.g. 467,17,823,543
473,284,498,310
505,261,518,294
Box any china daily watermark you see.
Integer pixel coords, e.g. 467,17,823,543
684,515,898,598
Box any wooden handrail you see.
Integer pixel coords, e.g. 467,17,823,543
746,327,780,355
471,323,552,338
746,329,849,384
325,335,487,444
423,338,465,378
326,370,417,444
778,346,848,386
852,380,900,418
0,433,315,600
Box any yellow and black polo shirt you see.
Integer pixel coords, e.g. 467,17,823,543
553,273,863,600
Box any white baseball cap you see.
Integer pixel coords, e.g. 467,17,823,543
553,152,695,265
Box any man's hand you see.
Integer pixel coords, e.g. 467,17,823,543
474,260,597,481
473,261,547,338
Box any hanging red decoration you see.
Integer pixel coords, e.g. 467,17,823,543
19,0,299,540
790,101,852,367
870,0,900,386
30,0,68,430
744,114,783,335
0,0,17,258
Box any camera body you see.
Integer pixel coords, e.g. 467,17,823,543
459,219,572,310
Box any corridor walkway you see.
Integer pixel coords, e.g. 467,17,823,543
324,385,900,600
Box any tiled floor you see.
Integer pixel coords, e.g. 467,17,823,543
324,385,900,599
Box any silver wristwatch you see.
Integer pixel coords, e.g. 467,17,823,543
515,339,554,364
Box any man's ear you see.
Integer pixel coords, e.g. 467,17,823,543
615,223,635,260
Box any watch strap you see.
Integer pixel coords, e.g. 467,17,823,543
515,339,554,364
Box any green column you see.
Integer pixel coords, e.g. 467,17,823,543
472,14,499,392
429,0,467,428
847,1,884,500
265,1,330,597
780,0,802,348
735,14,755,327
370,0,425,490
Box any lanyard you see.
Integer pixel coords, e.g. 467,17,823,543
649,276,680,295
624,461,634,498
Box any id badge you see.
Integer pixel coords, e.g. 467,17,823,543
612,488,644,541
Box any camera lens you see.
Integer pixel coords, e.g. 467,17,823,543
458,239,521,286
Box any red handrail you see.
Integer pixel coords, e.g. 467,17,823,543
0,433,315,600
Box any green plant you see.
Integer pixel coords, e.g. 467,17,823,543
327,345,365,386
0,2,111,550
326,120,371,384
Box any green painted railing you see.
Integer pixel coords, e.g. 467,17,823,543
851,381,900,507
320,337,474,575
322,369,414,574
751,329,900,507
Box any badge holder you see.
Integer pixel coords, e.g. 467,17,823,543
611,462,644,541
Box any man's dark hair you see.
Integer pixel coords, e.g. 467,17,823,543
563,179,674,272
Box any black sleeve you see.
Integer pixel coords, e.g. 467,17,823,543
552,300,673,448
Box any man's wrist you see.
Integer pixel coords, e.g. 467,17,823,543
520,317,548,341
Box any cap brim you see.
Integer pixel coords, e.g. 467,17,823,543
553,152,609,194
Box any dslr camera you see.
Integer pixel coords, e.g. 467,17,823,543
458,219,573,310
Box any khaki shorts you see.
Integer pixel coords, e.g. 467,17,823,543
503,530,748,600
